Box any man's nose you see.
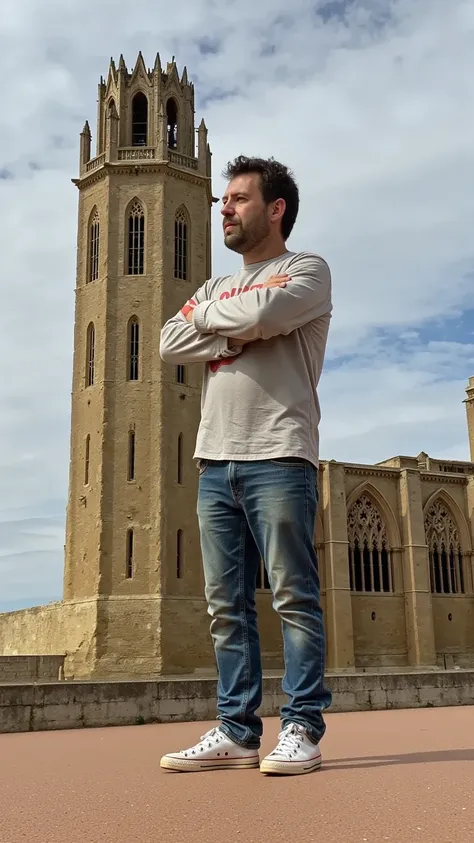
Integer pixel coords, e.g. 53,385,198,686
221,202,234,216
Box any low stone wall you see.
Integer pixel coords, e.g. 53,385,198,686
0,656,65,683
1,670,473,734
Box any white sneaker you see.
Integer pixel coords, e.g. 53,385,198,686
160,726,260,772
260,723,322,775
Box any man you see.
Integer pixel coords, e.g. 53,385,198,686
159,156,332,776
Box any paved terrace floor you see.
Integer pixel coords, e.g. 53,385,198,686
0,706,473,843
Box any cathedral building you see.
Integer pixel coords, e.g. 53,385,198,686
0,55,473,679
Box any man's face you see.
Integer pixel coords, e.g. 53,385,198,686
221,173,271,254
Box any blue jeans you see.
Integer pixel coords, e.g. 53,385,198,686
197,458,332,749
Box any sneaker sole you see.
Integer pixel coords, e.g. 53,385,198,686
259,756,322,775
160,756,260,772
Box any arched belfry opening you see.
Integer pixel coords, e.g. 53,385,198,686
132,92,148,146
166,98,178,149
103,98,117,151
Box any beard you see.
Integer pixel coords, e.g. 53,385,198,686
223,214,270,254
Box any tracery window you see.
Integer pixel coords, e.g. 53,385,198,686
347,494,393,593
424,499,465,594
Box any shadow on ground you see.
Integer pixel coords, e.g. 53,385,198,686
324,748,474,770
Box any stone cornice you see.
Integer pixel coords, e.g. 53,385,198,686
420,473,468,485
72,160,212,200
342,465,400,478
321,461,473,483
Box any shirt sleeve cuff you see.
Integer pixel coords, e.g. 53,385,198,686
192,302,212,334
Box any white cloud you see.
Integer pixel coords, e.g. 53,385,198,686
0,0,473,608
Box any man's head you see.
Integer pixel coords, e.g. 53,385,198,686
221,156,299,256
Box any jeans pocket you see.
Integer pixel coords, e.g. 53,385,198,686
268,458,307,469
197,459,208,475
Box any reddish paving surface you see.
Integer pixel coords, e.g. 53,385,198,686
1,706,473,843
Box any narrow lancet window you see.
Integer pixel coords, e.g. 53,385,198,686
126,529,134,578
86,322,95,387
89,209,100,282
127,201,145,275
128,430,136,481
84,435,90,485
174,207,188,280
177,529,183,578
128,318,140,381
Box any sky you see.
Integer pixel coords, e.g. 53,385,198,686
0,0,473,612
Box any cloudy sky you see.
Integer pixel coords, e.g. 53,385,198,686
0,0,473,612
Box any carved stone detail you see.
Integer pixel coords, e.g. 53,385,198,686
347,494,388,553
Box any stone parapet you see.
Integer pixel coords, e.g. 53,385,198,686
1,670,473,734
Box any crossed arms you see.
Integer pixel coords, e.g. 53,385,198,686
159,254,331,365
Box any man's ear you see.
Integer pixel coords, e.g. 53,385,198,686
270,198,286,226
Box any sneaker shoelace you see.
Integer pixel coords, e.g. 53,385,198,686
272,723,305,757
181,727,224,757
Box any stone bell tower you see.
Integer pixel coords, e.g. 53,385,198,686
63,53,214,678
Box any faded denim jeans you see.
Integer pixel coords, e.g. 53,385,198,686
196,458,332,748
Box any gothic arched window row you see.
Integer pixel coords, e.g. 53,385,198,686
347,493,393,593
424,499,465,595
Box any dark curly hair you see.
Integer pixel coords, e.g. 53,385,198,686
222,156,299,241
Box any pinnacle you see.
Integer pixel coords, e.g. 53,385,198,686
135,50,146,68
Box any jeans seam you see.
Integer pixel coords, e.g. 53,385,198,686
237,513,251,739
301,466,325,743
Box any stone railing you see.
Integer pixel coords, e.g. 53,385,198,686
85,153,106,173
118,147,156,161
168,151,198,170
84,148,198,172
